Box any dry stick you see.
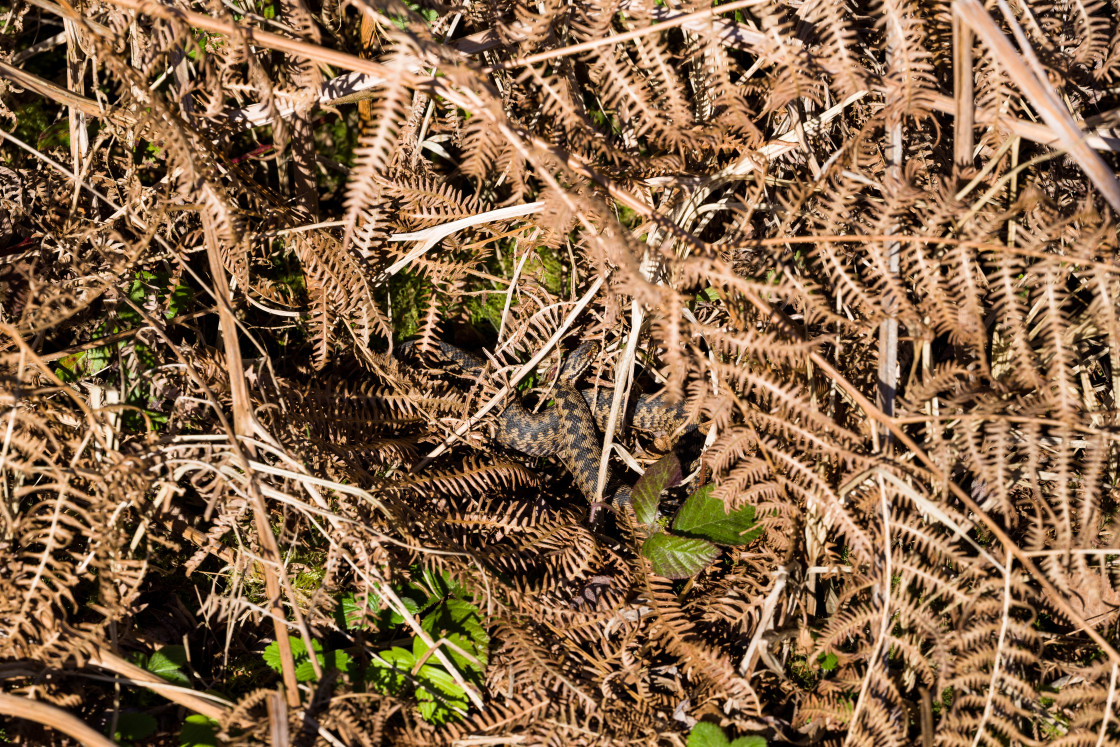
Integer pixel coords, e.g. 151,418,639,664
595,300,643,501
0,692,118,747
877,121,902,443
953,135,1016,202
87,649,232,721
955,0,1120,213
844,476,894,746
201,213,314,695
969,548,1015,747
22,0,109,32
952,14,975,169
497,232,537,342
1097,664,1119,747
382,201,544,279
13,30,67,64
738,565,790,677
955,149,1062,229
491,0,769,70
0,59,126,121
267,692,289,747
412,275,605,471
852,59,905,741
739,288,1120,666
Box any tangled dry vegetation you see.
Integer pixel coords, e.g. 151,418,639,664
4,0,1120,741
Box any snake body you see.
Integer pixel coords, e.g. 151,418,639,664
401,341,688,502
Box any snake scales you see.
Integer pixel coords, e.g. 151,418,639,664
400,341,689,502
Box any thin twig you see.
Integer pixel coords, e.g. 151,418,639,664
1095,665,1118,747
381,202,543,279
968,549,1014,747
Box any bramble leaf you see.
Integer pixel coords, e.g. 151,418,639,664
632,453,682,525
146,645,190,686
179,714,219,747
672,484,761,546
687,722,729,747
642,532,720,579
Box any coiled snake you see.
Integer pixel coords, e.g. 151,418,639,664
400,341,689,503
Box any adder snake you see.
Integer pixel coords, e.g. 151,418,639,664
400,341,689,502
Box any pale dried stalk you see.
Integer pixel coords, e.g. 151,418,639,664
955,0,1120,211
88,648,232,721
843,477,893,745
0,692,118,747
382,202,544,279
494,0,770,70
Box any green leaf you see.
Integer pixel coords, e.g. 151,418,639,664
641,532,720,579
179,714,219,747
672,484,761,545
262,636,318,672
729,738,767,747
388,593,423,626
818,652,838,672
294,649,353,682
632,453,682,525
418,663,465,699
420,598,489,675
341,592,375,630
166,283,194,318
688,722,730,747
146,645,190,686
416,663,468,725
368,647,414,693
114,712,158,742
418,566,461,599
261,641,284,672
416,684,468,724
378,646,415,669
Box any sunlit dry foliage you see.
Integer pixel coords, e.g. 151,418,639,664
2,0,1120,741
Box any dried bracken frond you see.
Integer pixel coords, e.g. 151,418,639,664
6,0,1120,741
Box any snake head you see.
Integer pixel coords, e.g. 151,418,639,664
558,342,600,383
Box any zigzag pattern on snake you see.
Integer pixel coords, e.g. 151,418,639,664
399,341,689,502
